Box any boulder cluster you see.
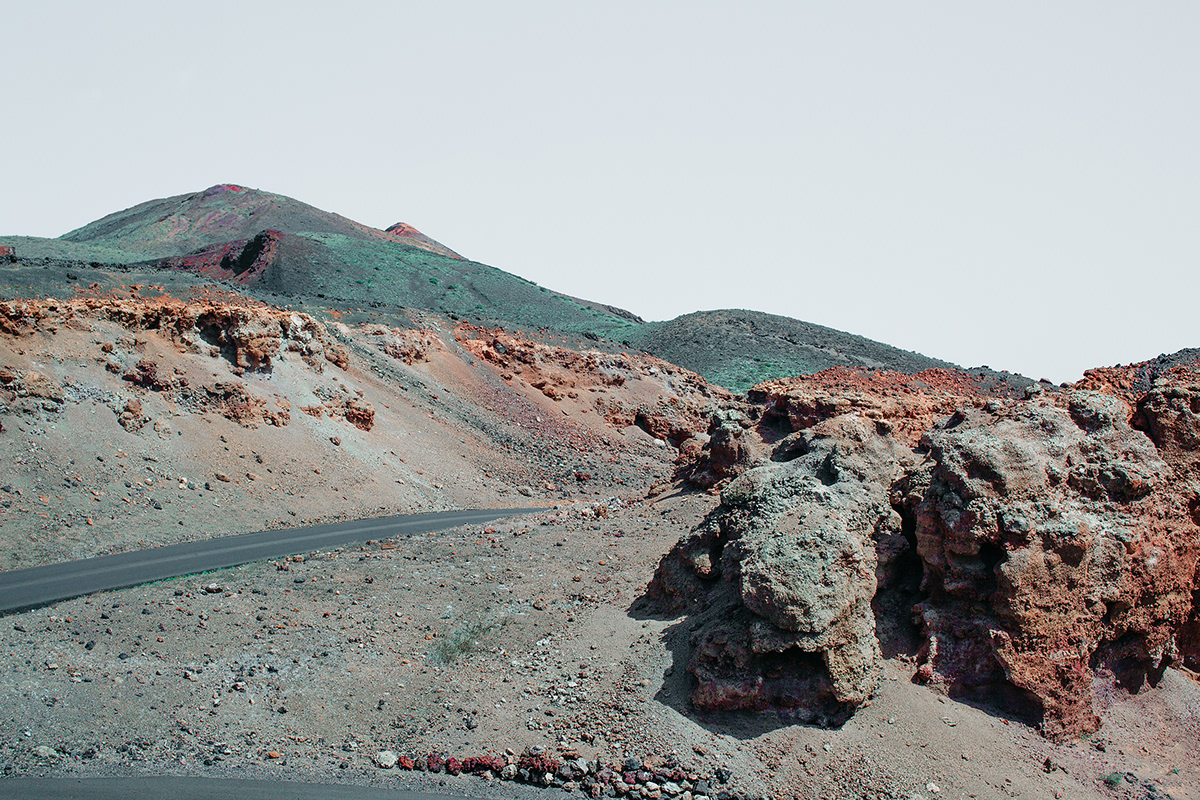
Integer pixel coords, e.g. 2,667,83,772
652,362,1200,741
369,747,734,800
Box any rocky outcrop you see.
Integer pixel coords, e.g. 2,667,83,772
458,324,724,444
651,415,911,724
0,292,373,432
651,358,1200,741
907,391,1197,740
0,292,347,374
150,229,284,285
751,367,1030,447
0,367,65,414
683,409,762,490
359,324,435,365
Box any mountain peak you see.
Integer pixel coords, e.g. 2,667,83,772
60,184,461,261
384,222,462,260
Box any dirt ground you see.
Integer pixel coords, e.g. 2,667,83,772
2,488,1198,799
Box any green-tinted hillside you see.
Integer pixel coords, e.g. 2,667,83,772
627,309,955,393
4,184,968,393
61,184,461,261
0,235,146,264
228,231,644,338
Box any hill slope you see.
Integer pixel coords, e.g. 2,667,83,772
60,183,463,260
628,309,954,392
5,184,964,391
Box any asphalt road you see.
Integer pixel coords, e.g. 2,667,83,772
0,777,506,800
0,507,542,615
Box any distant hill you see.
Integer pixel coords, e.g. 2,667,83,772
627,309,955,393
60,183,463,260
1,184,968,392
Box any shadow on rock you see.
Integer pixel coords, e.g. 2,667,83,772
634,371,1200,744
630,413,916,737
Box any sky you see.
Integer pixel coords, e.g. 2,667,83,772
3,2,1197,383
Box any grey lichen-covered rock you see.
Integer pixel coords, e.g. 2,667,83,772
686,408,762,490
652,414,910,722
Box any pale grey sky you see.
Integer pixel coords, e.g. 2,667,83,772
3,2,1196,382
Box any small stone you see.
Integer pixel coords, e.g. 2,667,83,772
926,783,941,794
266,751,282,760
34,745,58,759
214,472,231,482
374,750,398,769
330,436,341,446
204,583,222,593
662,782,682,796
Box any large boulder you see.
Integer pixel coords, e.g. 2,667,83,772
649,358,1200,742
651,414,910,724
908,391,1198,740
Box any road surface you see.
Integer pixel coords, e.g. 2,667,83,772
0,777,520,800
0,508,542,614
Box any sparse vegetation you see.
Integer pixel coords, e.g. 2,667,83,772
430,613,504,665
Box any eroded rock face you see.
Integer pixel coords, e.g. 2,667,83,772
651,415,910,724
908,391,1197,739
359,324,435,365
652,360,1200,742
0,293,345,374
751,367,1029,447
684,409,762,490
457,323,724,444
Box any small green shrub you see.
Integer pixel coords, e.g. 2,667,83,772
430,614,503,665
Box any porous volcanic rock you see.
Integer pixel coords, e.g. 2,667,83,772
0,291,344,374
359,323,435,365
751,367,1029,448
904,390,1200,740
652,357,1200,743
651,414,912,723
458,324,724,444
683,408,763,490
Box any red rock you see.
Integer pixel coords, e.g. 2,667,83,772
652,354,1200,742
